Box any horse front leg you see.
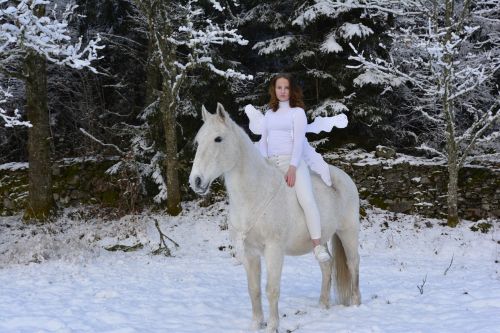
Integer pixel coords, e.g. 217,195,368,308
242,254,264,330
264,244,284,333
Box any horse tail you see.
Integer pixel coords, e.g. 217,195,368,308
332,233,361,306
328,164,361,305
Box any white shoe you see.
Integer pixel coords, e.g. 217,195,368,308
314,245,330,263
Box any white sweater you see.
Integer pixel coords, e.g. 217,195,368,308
259,100,307,167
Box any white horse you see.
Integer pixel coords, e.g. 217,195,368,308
189,103,361,332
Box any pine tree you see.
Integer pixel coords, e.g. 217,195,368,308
225,0,394,148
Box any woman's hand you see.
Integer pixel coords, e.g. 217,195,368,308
285,165,297,187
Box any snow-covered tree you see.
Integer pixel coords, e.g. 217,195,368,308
228,0,397,149
0,1,103,72
0,0,103,220
290,0,398,123
126,0,251,215
348,0,500,226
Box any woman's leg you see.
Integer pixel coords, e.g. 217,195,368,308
293,160,322,240
292,159,329,262
270,156,328,260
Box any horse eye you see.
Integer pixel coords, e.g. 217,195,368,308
214,136,222,142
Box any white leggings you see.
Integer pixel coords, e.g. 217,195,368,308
268,155,321,240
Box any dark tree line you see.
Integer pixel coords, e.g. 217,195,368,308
1,0,497,225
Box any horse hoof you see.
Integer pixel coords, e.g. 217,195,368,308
265,322,278,333
319,301,330,309
251,319,265,331
347,292,361,306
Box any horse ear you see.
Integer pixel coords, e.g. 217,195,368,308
216,102,228,122
201,105,210,122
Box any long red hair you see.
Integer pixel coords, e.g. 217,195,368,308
268,73,305,111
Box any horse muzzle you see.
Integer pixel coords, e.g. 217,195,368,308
189,175,211,196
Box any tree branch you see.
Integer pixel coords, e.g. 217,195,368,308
79,128,126,156
458,104,500,167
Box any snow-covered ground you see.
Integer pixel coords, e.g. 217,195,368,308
0,200,499,333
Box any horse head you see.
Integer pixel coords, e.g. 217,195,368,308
189,103,241,195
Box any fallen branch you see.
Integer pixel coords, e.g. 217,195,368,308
151,217,179,256
105,243,143,252
444,254,454,275
417,274,427,295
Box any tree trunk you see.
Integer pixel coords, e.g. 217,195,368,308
23,50,54,221
140,1,181,215
446,160,460,227
160,84,182,215
444,92,460,227
443,0,459,227
145,32,160,105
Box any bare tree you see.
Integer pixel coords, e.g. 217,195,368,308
131,0,251,215
0,0,103,221
348,0,499,226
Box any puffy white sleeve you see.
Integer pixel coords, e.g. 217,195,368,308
258,110,269,158
290,108,307,167
244,104,265,135
306,113,348,133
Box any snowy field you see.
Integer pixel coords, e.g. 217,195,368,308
0,200,499,333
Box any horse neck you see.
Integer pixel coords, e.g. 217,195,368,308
223,130,279,212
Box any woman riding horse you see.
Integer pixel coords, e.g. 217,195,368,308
259,73,330,263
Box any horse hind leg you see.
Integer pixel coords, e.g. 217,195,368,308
318,254,333,309
332,230,361,306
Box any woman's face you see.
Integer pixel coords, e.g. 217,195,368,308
275,77,290,102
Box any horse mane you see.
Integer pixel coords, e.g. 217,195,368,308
227,115,278,174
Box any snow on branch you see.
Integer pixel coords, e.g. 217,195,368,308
148,0,252,86
79,128,126,156
208,0,224,12
320,32,343,53
294,50,316,61
416,143,447,159
476,131,500,144
306,69,334,80
339,23,374,40
309,98,349,118
181,20,248,48
419,109,443,124
139,98,160,121
292,1,341,27
150,152,167,203
0,0,104,73
0,85,31,127
293,0,422,27
348,43,423,89
252,36,295,55
458,103,500,166
449,65,496,101
456,102,498,144
206,63,253,80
